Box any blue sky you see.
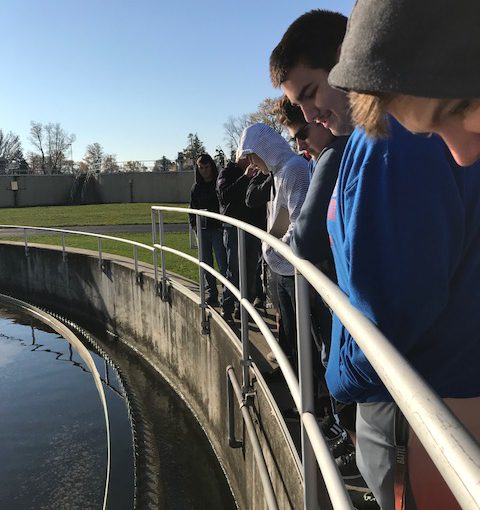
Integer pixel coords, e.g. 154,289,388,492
0,0,354,163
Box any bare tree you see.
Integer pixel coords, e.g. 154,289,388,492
249,97,286,135
223,114,250,154
0,130,23,162
223,98,286,158
123,160,144,172
103,154,120,173
29,121,75,174
83,143,104,174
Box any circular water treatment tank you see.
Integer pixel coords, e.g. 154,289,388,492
0,298,236,509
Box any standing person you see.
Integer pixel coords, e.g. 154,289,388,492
216,158,266,321
327,0,480,167
275,95,358,479
189,154,227,307
270,9,480,509
237,122,310,367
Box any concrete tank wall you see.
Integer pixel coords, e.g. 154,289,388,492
0,242,304,509
0,171,194,207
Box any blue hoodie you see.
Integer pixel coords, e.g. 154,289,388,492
326,118,480,403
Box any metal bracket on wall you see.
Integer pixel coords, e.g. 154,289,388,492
200,307,211,335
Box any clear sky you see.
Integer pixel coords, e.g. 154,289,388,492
0,0,354,163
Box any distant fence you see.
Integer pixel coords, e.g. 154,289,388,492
0,171,194,208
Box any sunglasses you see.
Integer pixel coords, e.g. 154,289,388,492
291,123,311,142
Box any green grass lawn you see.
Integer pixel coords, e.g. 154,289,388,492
0,203,188,227
2,231,200,282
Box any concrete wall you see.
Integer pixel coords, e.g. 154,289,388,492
0,171,194,207
0,242,304,509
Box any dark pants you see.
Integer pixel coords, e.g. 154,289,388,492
223,226,263,312
200,228,227,301
271,271,297,362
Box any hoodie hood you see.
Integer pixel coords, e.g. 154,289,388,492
236,123,296,175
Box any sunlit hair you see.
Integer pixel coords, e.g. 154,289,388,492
270,9,347,88
349,92,391,138
274,96,306,128
350,92,480,139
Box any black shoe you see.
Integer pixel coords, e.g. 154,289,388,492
319,417,347,445
330,434,354,458
335,449,361,480
349,490,379,510
221,309,233,321
253,297,265,308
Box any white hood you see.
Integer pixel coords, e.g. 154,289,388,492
236,123,296,175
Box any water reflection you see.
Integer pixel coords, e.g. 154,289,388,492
0,305,236,510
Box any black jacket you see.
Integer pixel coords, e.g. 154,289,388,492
189,166,222,229
217,162,267,229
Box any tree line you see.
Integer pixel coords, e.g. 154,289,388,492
0,97,285,175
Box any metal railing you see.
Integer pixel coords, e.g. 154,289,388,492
2,210,480,509
0,224,156,288
151,206,480,510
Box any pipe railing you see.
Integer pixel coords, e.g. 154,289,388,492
152,205,480,510
2,209,479,509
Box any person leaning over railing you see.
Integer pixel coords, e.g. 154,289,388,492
237,122,310,373
328,0,480,170
274,95,360,481
216,157,267,321
188,154,227,307
326,2,480,508
271,9,480,510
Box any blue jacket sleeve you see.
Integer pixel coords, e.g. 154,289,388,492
326,126,465,403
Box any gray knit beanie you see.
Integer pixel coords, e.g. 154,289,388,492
329,0,480,99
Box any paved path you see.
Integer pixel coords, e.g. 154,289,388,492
0,223,189,236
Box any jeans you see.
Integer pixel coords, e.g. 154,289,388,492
223,226,263,312
199,228,227,301
270,271,297,363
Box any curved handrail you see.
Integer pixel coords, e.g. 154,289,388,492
152,206,480,510
0,224,155,252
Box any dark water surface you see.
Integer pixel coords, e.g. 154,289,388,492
0,305,236,509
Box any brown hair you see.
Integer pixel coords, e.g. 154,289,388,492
350,92,480,138
349,92,392,138
270,9,347,88
273,96,306,128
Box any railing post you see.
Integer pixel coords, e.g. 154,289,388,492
189,223,197,249
61,233,67,261
23,228,29,257
157,210,168,301
238,228,252,396
196,214,210,335
98,238,103,270
133,245,139,283
295,271,319,510
226,367,243,449
151,209,159,294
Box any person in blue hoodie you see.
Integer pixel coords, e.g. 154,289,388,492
271,9,480,509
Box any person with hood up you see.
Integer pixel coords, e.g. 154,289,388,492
189,153,227,306
237,122,310,365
